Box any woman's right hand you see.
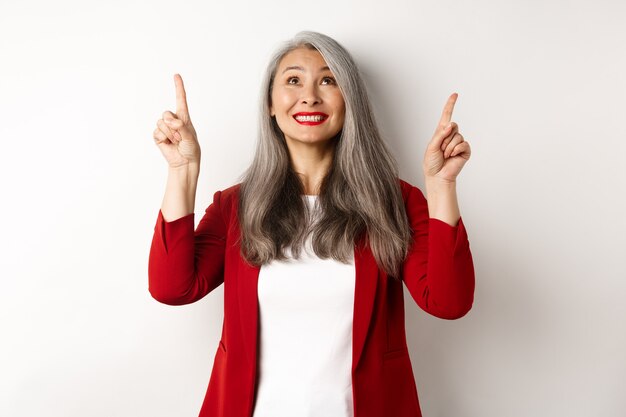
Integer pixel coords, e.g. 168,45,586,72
153,74,201,168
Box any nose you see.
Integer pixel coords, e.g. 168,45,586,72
301,83,322,105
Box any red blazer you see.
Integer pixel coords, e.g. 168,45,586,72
148,178,475,417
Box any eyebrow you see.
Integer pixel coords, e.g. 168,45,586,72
281,65,330,74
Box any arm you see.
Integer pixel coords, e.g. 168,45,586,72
148,187,227,306
160,164,199,222
401,184,475,319
425,177,460,227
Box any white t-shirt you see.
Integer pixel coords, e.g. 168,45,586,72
252,195,356,417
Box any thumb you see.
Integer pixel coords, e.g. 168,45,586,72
164,117,195,140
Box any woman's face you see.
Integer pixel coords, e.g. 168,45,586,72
270,47,345,149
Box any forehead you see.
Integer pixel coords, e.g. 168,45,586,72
277,47,330,71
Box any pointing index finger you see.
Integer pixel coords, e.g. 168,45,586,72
438,92,458,128
174,73,189,121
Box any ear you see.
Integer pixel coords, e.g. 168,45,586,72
270,104,275,117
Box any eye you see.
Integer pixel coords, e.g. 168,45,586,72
322,76,336,85
287,76,299,85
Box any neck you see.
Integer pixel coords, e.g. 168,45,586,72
286,139,335,195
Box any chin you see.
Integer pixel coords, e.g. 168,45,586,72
288,137,335,146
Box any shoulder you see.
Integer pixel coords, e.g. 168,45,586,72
397,178,426,204
220,182,242,202
212,182,242,221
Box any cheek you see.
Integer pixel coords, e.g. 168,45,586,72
332,93,346,116
335,101,346,122
272,88,296,111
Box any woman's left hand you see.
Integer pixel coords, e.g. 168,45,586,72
422,93,471,182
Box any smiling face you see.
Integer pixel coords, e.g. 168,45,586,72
270,46,345,149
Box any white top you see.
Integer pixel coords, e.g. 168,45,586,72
252,195,356,417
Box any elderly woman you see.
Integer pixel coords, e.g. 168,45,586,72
149,31,474,417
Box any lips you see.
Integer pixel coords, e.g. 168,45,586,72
293,112,329,125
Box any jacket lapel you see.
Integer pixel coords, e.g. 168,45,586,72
352,235,379,371
237,256,260,370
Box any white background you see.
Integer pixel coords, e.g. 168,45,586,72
1,0,625,416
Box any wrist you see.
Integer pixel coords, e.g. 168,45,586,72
425,176,456,191
424,176,460,226
168,164,199,191
169,162,200,178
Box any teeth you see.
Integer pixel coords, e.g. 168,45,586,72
295,115,326,122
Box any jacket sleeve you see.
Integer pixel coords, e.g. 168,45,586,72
401,184,475,319
148,190,227,305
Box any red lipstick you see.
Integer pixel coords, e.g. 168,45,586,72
293,112,329,126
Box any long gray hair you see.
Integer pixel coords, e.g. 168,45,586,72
237,30,412,280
